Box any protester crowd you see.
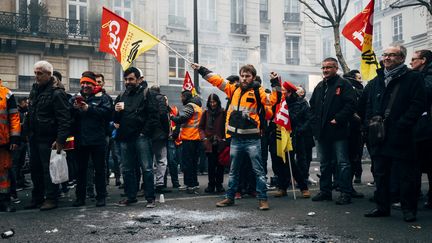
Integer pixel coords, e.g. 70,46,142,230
0,44,431,223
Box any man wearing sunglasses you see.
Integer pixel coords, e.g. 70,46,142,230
364,45,425,222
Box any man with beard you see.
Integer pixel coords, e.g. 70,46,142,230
191,63,279,210
364,45,425,222
25,61,72,211
114,67,158,207
71,71,112,207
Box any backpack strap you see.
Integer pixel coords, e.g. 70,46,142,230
253,87,266,130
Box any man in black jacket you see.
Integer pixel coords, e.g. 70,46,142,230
310,57,356,205
114,67,159,208
25,61,72,211
71,71,112,208
364,45,425,222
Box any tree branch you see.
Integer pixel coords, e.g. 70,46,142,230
298,0,333,22
331,0,339,20
317,0,336,23
340,0,350,20
303,11,334,28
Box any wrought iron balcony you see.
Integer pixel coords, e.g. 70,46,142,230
0,11,99,41
231,23,247,35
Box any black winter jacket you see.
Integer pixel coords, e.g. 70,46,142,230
414,62,432,142
286,95,313,136
70,91,112,146
309,75,356,141
366,66,426,159
113,84,159,142
27,79,72,144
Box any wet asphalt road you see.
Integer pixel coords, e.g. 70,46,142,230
1,162,432,243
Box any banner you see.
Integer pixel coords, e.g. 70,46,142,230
342,0,379,81
99,7,160,70
182,71,197,96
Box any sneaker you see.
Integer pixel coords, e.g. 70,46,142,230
391,202,401,210
146,200,156,208
307,176,317,185
367,181,375,187
10,195,21,204
216,198,234,207
258,200,269,210
311,192,332,202
234,192,242,199
186,186,199,194
301,190,311,198
335,193,352,205
117,198,138,206
40,200,58,211
273,189,288,198
178,185,188,191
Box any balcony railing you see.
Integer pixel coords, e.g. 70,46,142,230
231,23,247,35
0,11,99,41
168,15,186,28
284,12,300,22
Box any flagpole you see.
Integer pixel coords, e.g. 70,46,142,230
159,41,193,64
287,151,297,200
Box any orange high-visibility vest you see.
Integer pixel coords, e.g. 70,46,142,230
180,103,202,141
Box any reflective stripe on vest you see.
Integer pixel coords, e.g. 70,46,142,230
227,125,260,134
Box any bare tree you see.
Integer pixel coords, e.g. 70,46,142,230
298,0,351,73
390,0,432,15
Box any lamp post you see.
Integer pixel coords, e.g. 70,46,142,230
193,0,200,94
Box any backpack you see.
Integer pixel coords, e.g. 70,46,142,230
143,88,170,140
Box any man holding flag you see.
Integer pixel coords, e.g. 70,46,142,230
342,0,379,81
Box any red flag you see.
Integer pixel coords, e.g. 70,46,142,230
182,71,197,96
274,99,292,131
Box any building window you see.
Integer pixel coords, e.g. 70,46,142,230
323,39,332,58
199,0,217,31
375,0,382,11
231,0,246,34
169,0,186,27
373,22,382,49
199,47,218,87
231,49,247,75
69,58,89,91
392,14,403,42
18,54,40,91
68,0,88,35
169,46,187,85
286,36,299,65
113,0,132,21
284,0,300,22
260,0,269,21
260,34,268,63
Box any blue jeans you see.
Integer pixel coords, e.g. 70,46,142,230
317,139,352,195
121,135,155,202
226,137,267,200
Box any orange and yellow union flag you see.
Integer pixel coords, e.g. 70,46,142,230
99,7,160,70
342,0,380,81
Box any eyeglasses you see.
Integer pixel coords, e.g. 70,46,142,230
381,53,400,58
34,71,47,76
321,66,336,70
411,57,422,62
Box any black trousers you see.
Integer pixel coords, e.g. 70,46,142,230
182,140,201,187
29,141,58,202
206,149,224,187
349,126,363,178
75,144,107,201
374,155,419,214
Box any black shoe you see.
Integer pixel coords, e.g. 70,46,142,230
204,186,215,193
311,192,332,201
96,198,106,207
172,183,180,188
40,200,58,211
364,209,390,217
117,198,138,206
216,185,225,193
335,194,352,205
353,176,361,184
403,212,416,222
0,202,16,212
24,201,43,210
72,199,85,207
351,190,364,198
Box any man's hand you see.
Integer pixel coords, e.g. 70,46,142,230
191,63,201,70
9,144,18,151
80,102,89,111
51,141,65,154
330,119,337,124
115,102,124,112
270,71,279,80
113,123,120,129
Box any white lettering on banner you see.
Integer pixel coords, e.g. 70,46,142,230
108,20,121,57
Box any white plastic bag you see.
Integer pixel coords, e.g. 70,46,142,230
49,150,69,184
